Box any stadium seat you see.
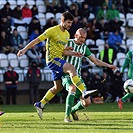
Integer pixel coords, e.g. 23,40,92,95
8,0,17,10
86,39,95,46
88,13,95,20
7,53,19,68
17,26,27,33
126,13,133,22
0,1,7,9
19,31,28,40
38,5,46,13
96,39,105,52
126,39,133,50
38,13,45,19
119,13,126,26
55,12,62,21
39,18,46,27
26,0,35,9
45,12,55,20
0,53,8,69
17,0,26,8
36,0,45,6
116,52,126,67
43,68,53,81
128,19,133,27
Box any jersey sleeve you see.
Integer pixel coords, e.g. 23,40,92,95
38,27,54,41
84,46,92,58
121,51,131,73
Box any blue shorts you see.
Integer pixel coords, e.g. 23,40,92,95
47,58,66,80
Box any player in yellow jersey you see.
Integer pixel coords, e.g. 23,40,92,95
17,11,97,119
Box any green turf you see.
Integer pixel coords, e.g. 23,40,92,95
0,103,133,133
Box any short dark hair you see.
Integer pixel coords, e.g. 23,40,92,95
61,11,74,21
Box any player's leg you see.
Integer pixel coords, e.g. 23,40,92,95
63,62,97,98
0,111,4,116
64,84,76,122
117,93,133,110
34,80,63,119
71,91,91,121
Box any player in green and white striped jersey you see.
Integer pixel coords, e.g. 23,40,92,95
62,28,117,122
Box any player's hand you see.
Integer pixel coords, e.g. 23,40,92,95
65,46,74,51
109,65,117,70
17,49,26,57
73,52,83,58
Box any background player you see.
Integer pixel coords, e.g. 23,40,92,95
117,50,133,110
17,11,97,119
63,28,117,122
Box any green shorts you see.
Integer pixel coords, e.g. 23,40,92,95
62,75,87,99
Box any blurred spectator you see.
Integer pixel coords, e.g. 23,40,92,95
96,2,109,22
40,46,47,68
108,17,124,39
0,2,14,26
87,18,97,39
94,17,109,40
1,17,11,36
31,5,38,17
90,73,102,93
69,16,82,38
108,70,124,102
1,31,14,54
79,3,90,20
9,28,24,53
107,3,120,21
81,70,91,90
22,3,32,25
113,0,125,14
123,0,133,14
28,17,41,36
69,3,79,17
99,43,116,79
3,65,19,105
29,29,43,50
108,30,125,53
26,61,41,104
100,71,111,101
27,45,44,67
12,5,24,26
43,17,58,31
45,0,57,14
54,0,67,13
81,57,90,71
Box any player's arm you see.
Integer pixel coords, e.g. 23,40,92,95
63,49,83,57
17,38,41,57
88,55,117,70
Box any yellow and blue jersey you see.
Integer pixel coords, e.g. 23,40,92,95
38,25,70,63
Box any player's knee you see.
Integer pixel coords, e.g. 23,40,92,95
82,98,91,107
69,84,76,92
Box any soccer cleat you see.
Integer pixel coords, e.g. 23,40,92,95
34,102,43,119
71,112,79,121
0,111,4,116
64,117,72,123
82,89,98,99
117,99,123,110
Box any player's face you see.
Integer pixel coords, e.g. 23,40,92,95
62,20,73,30
76,32,87,44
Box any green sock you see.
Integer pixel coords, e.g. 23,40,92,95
121,93,133,102
65,92,75,118
71,101,84,114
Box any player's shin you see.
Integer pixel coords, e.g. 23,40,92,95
71,75,85,92
65,91,75,118
40,90,55,108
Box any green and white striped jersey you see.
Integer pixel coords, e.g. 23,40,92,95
64,39,92,76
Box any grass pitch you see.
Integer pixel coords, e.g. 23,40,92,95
0,103,133,133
